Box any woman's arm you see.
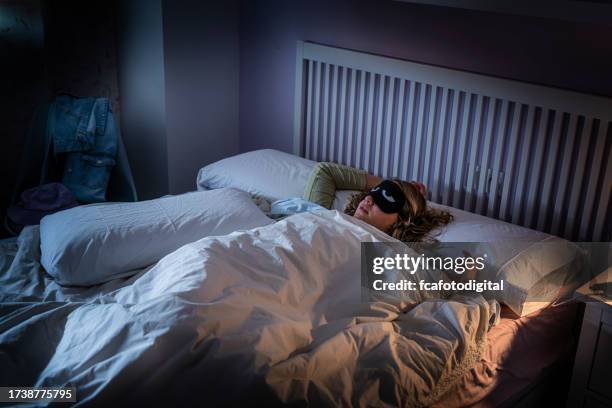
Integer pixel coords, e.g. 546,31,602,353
303,162,368,209
303,162,428,209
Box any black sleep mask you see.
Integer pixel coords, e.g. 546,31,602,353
368,180,406,214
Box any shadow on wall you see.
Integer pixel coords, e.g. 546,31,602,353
1,0,123,238
1,0,47,238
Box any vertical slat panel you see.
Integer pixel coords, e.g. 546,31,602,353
373,75,386,174
464,94,484,210
423,86,439,190
499,103,522,220
537,112,563,231
475,98,497,214
401,82,417,180
453,93,471,208
363,73,375,171
593,131,611,240
311,61,321,160
321,63,330,161
305,60,314,159
338,67,351,164
487,100,510,218
443,91,460,204
392,79,406,178
337,66,347,164
294,45,305,156
412,84,427,180
346,69,356,166
432,88,449,203
329,64,339,162
524,109,550,228
382,77,396,177
511,105,536,224
355,71,366,168
565,118,594,239
580,123,607,240
551,114,578,236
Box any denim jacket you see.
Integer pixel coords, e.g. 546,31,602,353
47,95,118,203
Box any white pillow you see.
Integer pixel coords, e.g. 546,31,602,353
331,190,360,211
429,202,586,316
197,149,366,209
40,188,273,286
196,149,317,202
485,237,585,316
430,202,551,242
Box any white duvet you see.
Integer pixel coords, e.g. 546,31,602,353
0,210,498,407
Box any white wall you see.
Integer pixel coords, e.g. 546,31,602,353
117,0,169,199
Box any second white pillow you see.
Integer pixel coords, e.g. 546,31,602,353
40,188,273,286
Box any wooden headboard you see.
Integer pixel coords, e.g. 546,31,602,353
293,41,611,242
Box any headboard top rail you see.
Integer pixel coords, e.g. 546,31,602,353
299,41,612,122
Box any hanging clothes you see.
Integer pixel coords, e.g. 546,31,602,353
46,95,118,203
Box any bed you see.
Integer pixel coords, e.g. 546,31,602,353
2,40,606,406
0,148,589,407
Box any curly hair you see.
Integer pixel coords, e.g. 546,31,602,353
344,179,453,243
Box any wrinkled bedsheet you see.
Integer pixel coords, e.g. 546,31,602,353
0,210,499,407
0,226,147,303
433,303,578,408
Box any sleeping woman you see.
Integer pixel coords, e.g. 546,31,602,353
303,162,452,242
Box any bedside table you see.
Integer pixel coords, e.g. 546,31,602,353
568,268,612,408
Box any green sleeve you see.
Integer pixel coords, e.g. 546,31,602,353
303,162,368,209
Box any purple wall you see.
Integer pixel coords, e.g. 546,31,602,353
117,0,240,198
163,0,240,194
238,0,612,153
117,0,168,200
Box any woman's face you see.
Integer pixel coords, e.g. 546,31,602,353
354,194,399,232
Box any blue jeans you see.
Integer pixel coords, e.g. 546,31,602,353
47,96,118,203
